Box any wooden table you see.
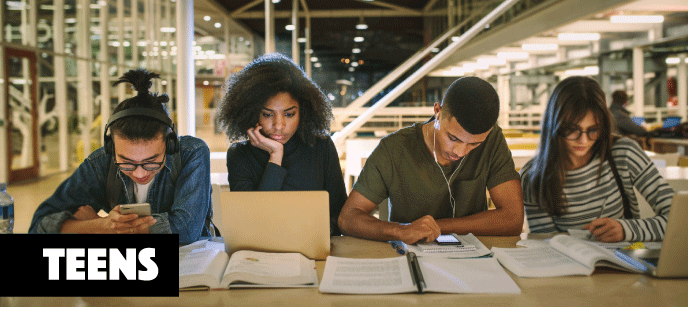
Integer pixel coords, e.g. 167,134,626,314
2,235,685,307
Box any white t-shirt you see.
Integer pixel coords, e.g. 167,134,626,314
134,180,153,203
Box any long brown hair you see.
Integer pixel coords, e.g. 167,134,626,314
523,76,614,216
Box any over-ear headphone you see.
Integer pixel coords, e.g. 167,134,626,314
103,108,179,155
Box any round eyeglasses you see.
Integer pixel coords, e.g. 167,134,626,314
561,128,601,141
115,156,165,172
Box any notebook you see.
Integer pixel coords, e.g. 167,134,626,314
219,191,331,260
617,191,687,278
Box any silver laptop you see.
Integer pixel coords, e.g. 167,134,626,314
219,191,331,260
619,191,687,278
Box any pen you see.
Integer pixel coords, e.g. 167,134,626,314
390,241,406,255
588,194,610,240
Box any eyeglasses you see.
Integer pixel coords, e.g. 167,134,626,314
115,156,166,172
561,127,601,141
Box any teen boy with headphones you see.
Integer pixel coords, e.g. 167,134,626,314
29,69,213,243
338,77,524,244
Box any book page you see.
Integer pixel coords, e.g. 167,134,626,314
221,251,318,288
319,256,416,294
419,257,521,294
226,251,300,277
550,235,642,273
492,246,592,277
178,249,229,289
567,229,661,250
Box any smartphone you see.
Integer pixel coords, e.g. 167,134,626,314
120,203,152,217
435,234,462,245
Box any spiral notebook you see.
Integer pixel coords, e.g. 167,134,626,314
406,233,492,258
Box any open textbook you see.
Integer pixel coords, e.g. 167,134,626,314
566,229,662,250
179,240,318,290
492,235,645,278
319,252,520,294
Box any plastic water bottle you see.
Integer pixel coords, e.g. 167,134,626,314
0,183,14,234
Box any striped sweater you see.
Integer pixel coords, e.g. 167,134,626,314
519,138,674,241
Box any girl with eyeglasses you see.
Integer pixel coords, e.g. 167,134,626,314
519,76,674,242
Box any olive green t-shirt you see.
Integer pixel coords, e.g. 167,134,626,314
353,122,519,223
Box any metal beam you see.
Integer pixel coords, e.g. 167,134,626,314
232,9,429,19
436,0,635,70
353,0,419,14
336,0,493,114
332,0,521,146
176,0,195,136
265,0,275,53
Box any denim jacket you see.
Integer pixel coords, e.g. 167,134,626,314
28,136,213,243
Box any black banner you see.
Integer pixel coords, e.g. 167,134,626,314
0,234,178,297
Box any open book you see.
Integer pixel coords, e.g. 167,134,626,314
491,235,645,278
179,240,318,290
319,252,520,294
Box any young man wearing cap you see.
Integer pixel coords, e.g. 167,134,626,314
29,70,213,244
338,77,524,244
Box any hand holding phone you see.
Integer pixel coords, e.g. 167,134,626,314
120,203,152,217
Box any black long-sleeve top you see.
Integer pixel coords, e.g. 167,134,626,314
226,134,347,236
610,103,648,136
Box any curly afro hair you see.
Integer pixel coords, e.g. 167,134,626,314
215,53,333,146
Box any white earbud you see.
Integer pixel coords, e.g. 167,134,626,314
430,112,464,218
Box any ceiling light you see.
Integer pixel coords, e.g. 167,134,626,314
354,37,364,43
214,22,221,28
203,16,210,21
356,16,368,30
610,15,664,23
522,43,558,51
431,48,440,53
298,37,306,43
451,36,461,42
314,63,322,68
272,0,281,3
203,81,209,86
666,57,681,64
285,25,295,31
564,66,599,76
352,48,361,54
497,52,529,60
477,57,507,66
348,67,355,72
557,33,600,41
462,63,477,71
310,57,318,62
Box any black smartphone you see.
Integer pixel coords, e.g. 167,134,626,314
435,234,462,245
